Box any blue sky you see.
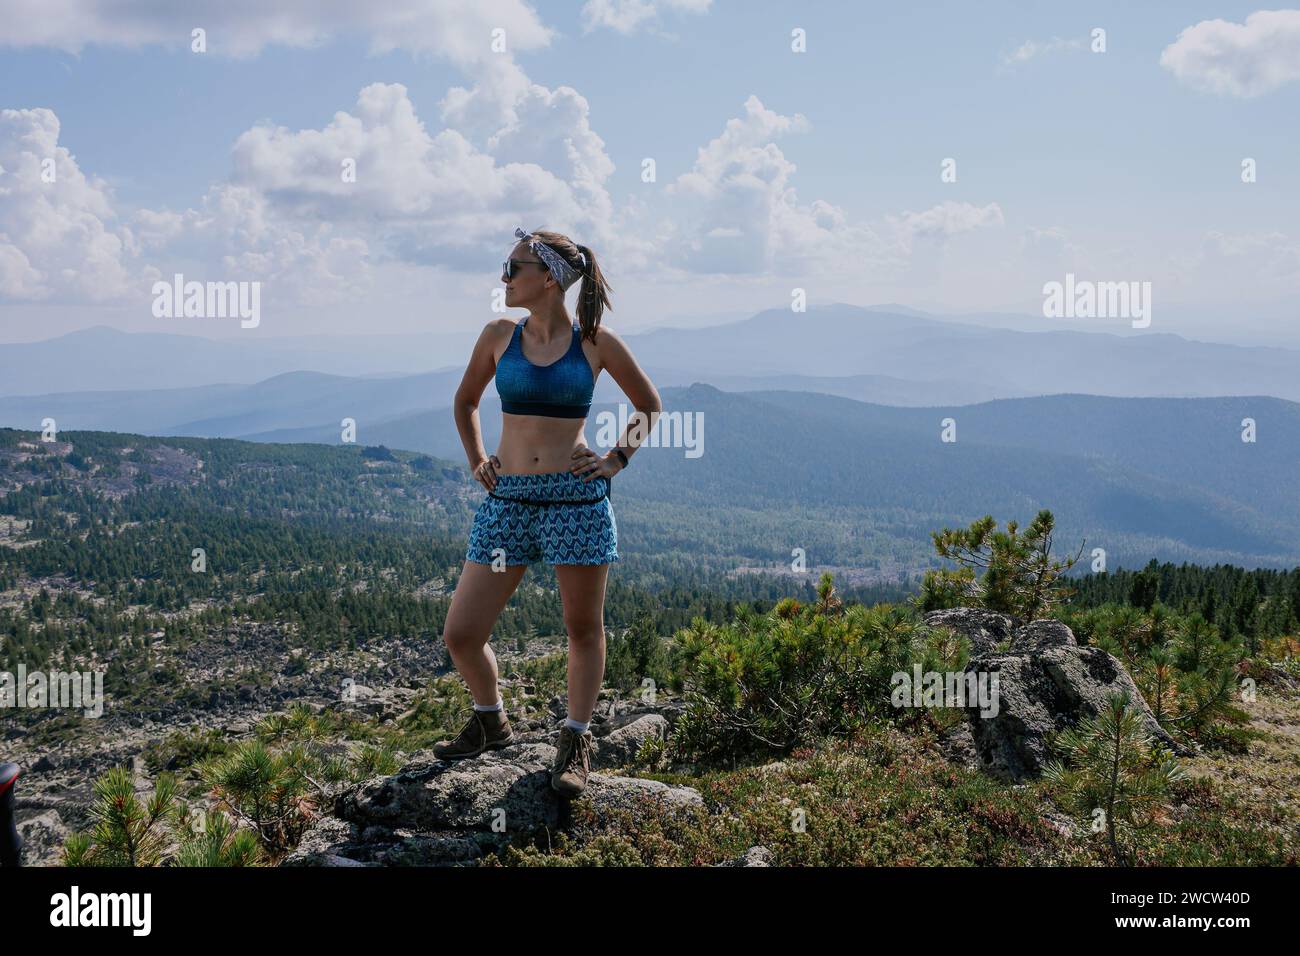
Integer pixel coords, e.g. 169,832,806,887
1,1,1298,346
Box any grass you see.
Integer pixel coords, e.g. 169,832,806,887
487,673,1300,867
492,723,1073,866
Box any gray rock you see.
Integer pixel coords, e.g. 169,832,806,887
964,620,1193,782
17,810,69,866
923,608,1015,656
281,817,374,867
715,845,772,867
938,722,979,771
340,749,558,832
580,774,704,827
283,815,497,867
1009,619,1077,654
292,743,704,866
590,714,668,769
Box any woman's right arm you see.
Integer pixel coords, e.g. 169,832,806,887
454,320,510,486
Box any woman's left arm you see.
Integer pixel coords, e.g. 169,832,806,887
572,326,661,479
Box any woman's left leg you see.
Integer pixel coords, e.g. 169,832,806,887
553,563,611,722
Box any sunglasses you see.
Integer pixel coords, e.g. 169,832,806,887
502,258,549,280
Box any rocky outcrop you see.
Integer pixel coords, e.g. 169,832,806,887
283,693,695,866
925,609,1193,782
590,713,669,769
285,735,704,866
10,679,689,866
1008,619,1076,654
923,607,1015,656
17,810,69,865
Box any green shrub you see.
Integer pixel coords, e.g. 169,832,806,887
142,728,230,774
199,740,317,857
1042,691,1185,866
917,510,1080,622
62,767,178,867
492,726,1067,866
171,809,265,867
670,573,914,763
1083,603,1247,746
604,610,672,694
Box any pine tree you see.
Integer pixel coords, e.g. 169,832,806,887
62,767,178,867
1042,692,1185,865
918,510,1081,622
172,809,264,867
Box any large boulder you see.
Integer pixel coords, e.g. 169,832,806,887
938,614,1192,782
923,608,1015,656
1008,619,1077,654
590,714,668,769
285,738,704,866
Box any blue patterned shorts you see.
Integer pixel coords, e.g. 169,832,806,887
466,471,619,567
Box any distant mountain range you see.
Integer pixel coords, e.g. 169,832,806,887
618,304,1300,400
0,365,1020,440
0,325,479,396
605,385,1300,572
4,385,1296,572
5,305,1298,570
5,305,1300,405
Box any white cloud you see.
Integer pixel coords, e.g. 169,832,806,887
580,0,712,36
1,59,631,308
0,1,1009,306
0,107,135,301
226,81,617,268
1018,225,1088,271
0,105,377,308
0,0,555,61
888,201,1005,253
135,184,374,306
661,94,818,273
650,95,1003,278
439,57,537,141
1001,36,1084,66
485,83,617,230
1196,230,1300,283
2,75,1013,315
1160,10,1300,97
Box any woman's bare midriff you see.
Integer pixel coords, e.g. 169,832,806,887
495,415,590,473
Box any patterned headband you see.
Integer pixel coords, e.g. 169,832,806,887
514,227,586,292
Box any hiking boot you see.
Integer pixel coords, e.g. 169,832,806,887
550,726,592,796
433,708,515,761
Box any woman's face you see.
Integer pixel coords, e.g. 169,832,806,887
503,241,553,308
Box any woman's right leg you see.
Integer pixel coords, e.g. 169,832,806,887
442,560,528,705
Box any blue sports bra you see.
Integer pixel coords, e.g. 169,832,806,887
496,316,594,418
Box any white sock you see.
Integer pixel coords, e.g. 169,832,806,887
563,717,590,733
474,697,503,712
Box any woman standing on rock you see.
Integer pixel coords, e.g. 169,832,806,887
435,227,660,797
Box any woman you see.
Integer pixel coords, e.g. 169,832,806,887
434,227,661,797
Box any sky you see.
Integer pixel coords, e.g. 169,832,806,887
1,0,1298,348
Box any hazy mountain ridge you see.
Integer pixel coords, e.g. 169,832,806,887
6,304,1300,404
134,383,1300,570
0,325,476,396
